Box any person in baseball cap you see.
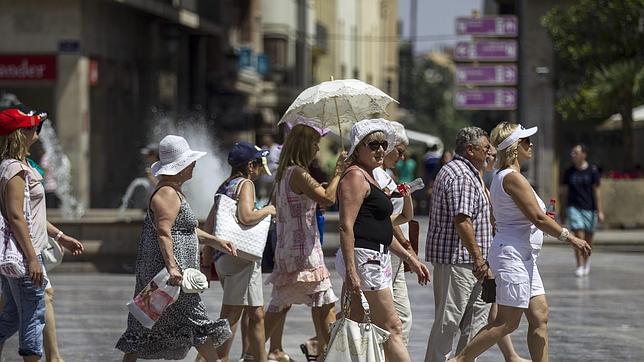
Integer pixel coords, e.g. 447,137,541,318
228,141,271,176
0,104,48,136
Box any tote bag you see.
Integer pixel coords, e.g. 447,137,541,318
0,160,33,277
212,192,271,261
325,294,390,362
127,268,181,329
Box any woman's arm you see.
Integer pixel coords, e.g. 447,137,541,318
290,152,347,207
150,186,183,285
504,172,591,255
388,238,430,285
391,193,413,226
195,228,237,256
338,170,368,294
237,181,276,225
4,173,43,286
46,222,83,256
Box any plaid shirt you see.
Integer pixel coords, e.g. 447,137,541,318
425,155,492,264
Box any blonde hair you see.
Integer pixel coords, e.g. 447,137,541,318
490,122,520,169
275,125,320,183
0,130,29,161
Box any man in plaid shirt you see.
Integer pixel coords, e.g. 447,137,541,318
424,127,493,362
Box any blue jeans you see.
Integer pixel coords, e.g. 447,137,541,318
0,257,47,357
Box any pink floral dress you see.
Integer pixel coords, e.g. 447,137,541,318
266,166,337,312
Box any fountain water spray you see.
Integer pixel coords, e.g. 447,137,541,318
38,122,85,219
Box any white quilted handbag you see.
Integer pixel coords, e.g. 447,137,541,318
212,193,271,261
325,293,390,362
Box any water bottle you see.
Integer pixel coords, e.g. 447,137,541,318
391,178,425,198
546,199,556,220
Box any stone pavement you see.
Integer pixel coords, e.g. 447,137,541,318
3,246,644,361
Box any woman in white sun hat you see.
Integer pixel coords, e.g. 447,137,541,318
451,123,591,362
117,135,237,362
337,119,430,362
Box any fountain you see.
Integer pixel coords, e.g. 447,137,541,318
38,121,85,219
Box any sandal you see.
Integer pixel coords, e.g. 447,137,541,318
267,351,292,362
300,341,318,361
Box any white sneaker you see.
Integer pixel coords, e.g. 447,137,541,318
583,261,590,275
575,266,585,277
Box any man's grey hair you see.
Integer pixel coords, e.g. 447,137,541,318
454,127,488,156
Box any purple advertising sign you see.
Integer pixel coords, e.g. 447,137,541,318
455,64,517,85
456,16,518,37
454,40,517,61
454,88,517,110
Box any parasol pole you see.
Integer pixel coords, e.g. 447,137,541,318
330,76,344,151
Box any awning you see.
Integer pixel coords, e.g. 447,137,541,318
405,129,443,150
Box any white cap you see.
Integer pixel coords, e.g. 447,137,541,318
388,121,409,147
347,118,396,157
151,135,207,176
497,125,538,150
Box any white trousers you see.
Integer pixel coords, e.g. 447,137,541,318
391,254,412,345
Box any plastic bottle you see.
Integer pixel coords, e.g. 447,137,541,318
546,199,556,219
391,178,425,198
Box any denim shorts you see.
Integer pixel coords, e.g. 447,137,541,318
567,207,598,232
0,256,47,357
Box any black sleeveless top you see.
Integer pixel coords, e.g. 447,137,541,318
353,182,394,250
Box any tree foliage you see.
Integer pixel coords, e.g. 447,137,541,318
542,0,644,169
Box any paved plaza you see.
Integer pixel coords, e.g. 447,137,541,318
3,245,644,361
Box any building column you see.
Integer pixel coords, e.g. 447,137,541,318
55,55,90,209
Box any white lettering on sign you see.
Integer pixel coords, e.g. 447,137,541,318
0,59,47,79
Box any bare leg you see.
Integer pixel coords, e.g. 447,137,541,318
489,303,529,362
583,233,593,272
245,306,267,362
241,310,250,359
215,304,244,361
451,305,524,362
44,287,64,362
362,288,410,362
195,337,221,362
264,307,290,359
312,303,335,360
524,295,548,362
122,353,137,362
573,230,586,268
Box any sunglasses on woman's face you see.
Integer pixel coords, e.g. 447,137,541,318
23,123,43,135
366,140,388,152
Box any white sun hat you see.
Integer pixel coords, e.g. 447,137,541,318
347,118,396,157
151,135,207,176
497,124,538,150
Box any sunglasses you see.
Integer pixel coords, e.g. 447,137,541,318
366,140,388,152
23,123,43,135
520,137,531,145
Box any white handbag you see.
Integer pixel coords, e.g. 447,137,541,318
212,180,271,261
325,294,390,362
43,237,64,271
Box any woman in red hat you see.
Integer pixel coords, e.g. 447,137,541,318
0,105,84,361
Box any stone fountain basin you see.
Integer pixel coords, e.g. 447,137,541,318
48,208,147,273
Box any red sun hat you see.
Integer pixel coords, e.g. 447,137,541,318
0,104,48,136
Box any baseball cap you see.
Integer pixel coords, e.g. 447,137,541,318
0,104,48,136
228,141,271,175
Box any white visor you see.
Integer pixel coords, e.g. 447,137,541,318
497,125,538,150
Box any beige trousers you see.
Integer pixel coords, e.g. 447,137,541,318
424,263,490,362
390,254,412,345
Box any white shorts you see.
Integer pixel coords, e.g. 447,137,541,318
489,243,545,309
335,247,392,292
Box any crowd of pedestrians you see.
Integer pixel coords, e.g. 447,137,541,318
0,99,595,361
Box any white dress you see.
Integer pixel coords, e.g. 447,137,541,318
489,168,546,308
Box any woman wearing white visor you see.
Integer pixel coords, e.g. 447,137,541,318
451,123,591,362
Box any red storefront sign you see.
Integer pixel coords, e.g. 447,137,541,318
0,55,56,81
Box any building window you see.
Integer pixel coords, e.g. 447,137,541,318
264,36,287,69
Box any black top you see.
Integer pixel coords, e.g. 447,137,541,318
563,164,601,211
353,182,394,248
